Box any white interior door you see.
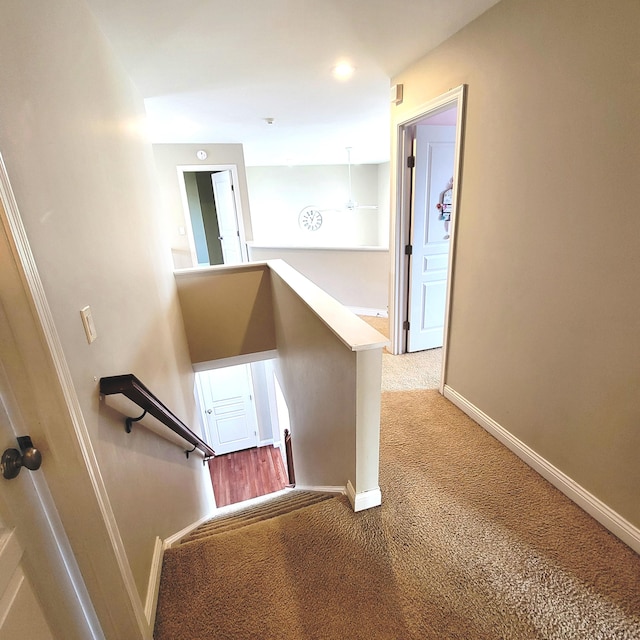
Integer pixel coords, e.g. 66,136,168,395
211,170,243,265
407,125,455,352
197,365,259,455
0,300,57,638
0,516,55,639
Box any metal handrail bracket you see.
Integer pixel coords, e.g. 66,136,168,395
99,374,215,460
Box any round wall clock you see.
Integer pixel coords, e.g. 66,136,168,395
298,206,323,231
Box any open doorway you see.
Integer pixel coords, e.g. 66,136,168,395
177,164,249,266
195,360,291,508
391,85,466,392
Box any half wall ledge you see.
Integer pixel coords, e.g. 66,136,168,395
266,259,389,352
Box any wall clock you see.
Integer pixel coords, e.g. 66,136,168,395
298,206,323,231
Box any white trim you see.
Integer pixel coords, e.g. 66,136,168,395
143,537,163,629
257,438,275,447
192,350,279,372
390,85,467,397
295,485,346,495
347,307,388,318
346,480,382,512
442,385,640,555
0,155,149,636
163,514,215,550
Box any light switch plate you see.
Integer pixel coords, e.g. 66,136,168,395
80,306,97,344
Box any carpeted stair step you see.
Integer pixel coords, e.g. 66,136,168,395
180,490,336,544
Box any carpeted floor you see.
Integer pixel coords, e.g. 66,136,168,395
155,388,640,639
359,315,443,390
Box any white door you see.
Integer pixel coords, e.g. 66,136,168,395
0,503,55,640
197,365,259,455
407,125,456,352
0,313,56,639
211,171,243,265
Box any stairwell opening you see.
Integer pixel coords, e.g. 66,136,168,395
195,359,292,508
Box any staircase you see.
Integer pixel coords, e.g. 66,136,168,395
178,490,337,546
154,490,340,638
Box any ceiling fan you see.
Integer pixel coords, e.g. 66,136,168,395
343,147,378,212
298,147,377,232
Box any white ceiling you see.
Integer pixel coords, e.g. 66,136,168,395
85,0,499,166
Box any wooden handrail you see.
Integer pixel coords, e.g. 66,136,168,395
284,428,295,487
99,374,215,459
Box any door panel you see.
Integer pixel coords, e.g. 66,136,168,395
196,365,259,455
407,125,455,352
211,171,243,265
0,527,55,639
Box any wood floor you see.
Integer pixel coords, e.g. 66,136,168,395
208,445,288,508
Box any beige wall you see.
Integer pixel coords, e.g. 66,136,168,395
0,0,213,635
377,162,391,247
248,246,389,312
392,0,640,527
270,271,357,487
175,265,276,364
153,143,254,267
246,163,382,247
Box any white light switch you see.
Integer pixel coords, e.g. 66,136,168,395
80,306,97,344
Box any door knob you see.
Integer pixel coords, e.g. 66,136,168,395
1,436,42,480
206,409,213,414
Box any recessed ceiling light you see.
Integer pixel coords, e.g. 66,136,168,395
332,61,355,80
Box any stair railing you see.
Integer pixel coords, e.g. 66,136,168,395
99,373,215,460
284,428,295,487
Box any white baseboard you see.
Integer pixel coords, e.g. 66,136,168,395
443,385,640,555
346,480,382,512
258,438,275,447
295,484,346,495
163,514,214,550
348,307,388,318
144,537,163,628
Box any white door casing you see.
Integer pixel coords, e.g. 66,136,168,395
177,164,249,268
391,85,466,394
407,125,455,352
196,365,259,455
211,170,243,265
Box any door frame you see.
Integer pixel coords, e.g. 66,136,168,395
176,164,249,266
390,85,466,392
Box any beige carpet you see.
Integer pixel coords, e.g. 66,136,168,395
155,389,640,639
359,315,443,390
